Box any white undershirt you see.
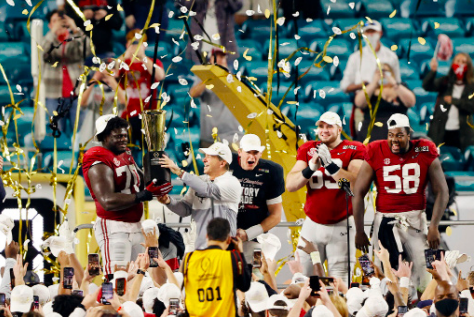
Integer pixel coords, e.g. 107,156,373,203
445,84,465,130
202,0,219,55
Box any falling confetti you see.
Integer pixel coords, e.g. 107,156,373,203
212,33,220,40
374,122,383,127
233,60,239,70
206,84,214,90
333,56,339,67
418,37,426,45
180,6,188,13
292,12,299,17
151,82,160,89
22,9,28,15
323,56,333,63
440,104,447,112
226,74,234,83
295,57,302,66
446,226,452,236
350,33,356,40
389,10,397,18
434,22,440,29
247,113,257,119
319,90,326,99
332,27,342,35
243,48,252,61
349,2,355,9
6,0,14,6
191,42,199,50
391,45,398,51
172,56,183,63
277,17,286,26
246,10,255,16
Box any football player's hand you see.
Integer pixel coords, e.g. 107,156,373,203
146,181,173,197
355,231,370,254
316,143,332,167
427,226,440,250
309,150,321,171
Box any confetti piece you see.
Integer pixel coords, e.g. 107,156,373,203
277,17,286,26
349,2,355,9
117,4,123,11
181,160,188,167
189,11,197,16
151,82,160,89
172,56,183,63
365,16,373,23
238,125,244,132
226,74,234,83
22,9,28,15
191,42,199,50
391,45,398,51
135,32,142,40
193,34,203,41
13,113,21,120
247,113,257,119
168,11,174,18
16,84,21,93
178,78,188,85
440,104,447,112
327,5,331,15
206,84,214,90
374,122,383,127
446,226,452,236
26,0,32,5
267,109,273,115
350,32,356,40
246,10,255,16
292,11,299,17
105,14,113,21
323,56,333,63
319,90,326,99
37,44,44,51
212,33,220,40
434,22,440,29
6,0,14,6
144,95,151,103
180,6,188,13
237,86,242,92
86,24,94,31
295,57,302,66
264,9,270,18
358,122,363,131
52,61,59,68
469,93,474,99
418,37,426,45
294,34,301,40
389,10,397,18
332,27,342,35
243,48,252,61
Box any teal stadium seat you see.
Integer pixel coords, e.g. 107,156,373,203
5,107,35,136
333,18,364,32
465,17,474,35
237,39,263,62
330,60,347,81
112,25,126,45
298,61,331,85
359,0,394,19
406,107,426,134
444,171,474,192
420,60,451,79
452,38,474,60
309,38,353,62
113,42,125,57
244,61,272,87
304,81,350,104
320,0,357,18
413,86,438,106
0,43,28,64
464,146,474,171
171,127,200,162
439,146,464,171
145,42,173,62
445,0,474,17
296,103,324,139
264,39,301,61
399,60,420,81
419,102,434,125
398,40,434,67
381,18,417,42
167,83,190,103
39,133,73,152
242,20,272,42
42,151,77,174
400,0,445,18
422,18,465,38
267,84,295,107
166,19,186,41
288,20,329,44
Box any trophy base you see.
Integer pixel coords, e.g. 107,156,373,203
143,151,171,185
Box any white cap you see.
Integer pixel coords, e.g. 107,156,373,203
356,295,389,317
199,142,233,164
172,272,184,289
256,233,281,261
405,308,427,317
245,282,269,313
48,283,59,300
69,307,87,317
240,134,265,152
267,294,290,311
317,111,342,127
387,113,410,129
363,20,382,32
11,285,34,313
157,283,182,307
95,114,117,136
42,236,68,257
32,284,51,306
143,287,159,313
312,305,334,317
139,276,154,297
346,287,365,315
122,301,144,317
43,301,54,315
141,219,160,237
291,272,308,285
0,214,14,244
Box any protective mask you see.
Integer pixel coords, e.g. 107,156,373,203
435,299,459,316
452,63,468,81
366,33,381,48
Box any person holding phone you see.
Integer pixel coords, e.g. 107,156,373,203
286,112,365,284
181,218,251,317
353,113,449,290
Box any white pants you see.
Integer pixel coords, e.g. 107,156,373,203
296,217,356,285
372,211,432,290
94,217,145,276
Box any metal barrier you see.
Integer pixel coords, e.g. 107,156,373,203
74,220,474,232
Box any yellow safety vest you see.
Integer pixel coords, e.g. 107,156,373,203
184,247,237,317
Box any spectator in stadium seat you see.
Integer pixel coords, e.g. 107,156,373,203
180,0,242,66
66,0,123,64
123,0,169,42
190,48,243,148
340,20,401,138
424,54,474,151
43,9,91,137
353,63,416,142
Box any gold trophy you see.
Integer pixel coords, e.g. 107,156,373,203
142,110,171,185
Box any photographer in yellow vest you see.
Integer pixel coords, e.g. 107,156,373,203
182,218,252,317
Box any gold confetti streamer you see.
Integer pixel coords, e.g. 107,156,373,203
389,10,397,18
105,14,113,21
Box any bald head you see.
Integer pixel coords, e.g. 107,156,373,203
435,281,459,302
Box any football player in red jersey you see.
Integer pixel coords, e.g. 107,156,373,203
82,115,172,278
353,113,449,289
286,112,365,284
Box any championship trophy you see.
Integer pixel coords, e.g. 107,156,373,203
142,110,171,185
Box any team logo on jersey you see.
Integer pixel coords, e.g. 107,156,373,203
414,146,429,152
126,150,132,155
113,158,120,166
384,158,390,165
342,145,357,150
308,148,317,157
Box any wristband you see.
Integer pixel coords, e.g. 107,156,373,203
399,277,410,288
302,166,315,179
136,269,146,275
309,160,318,171
325,162,340,175
310,251,321,265
245,225,264,241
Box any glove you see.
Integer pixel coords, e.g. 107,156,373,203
146,181,173,197
316,143,340,175
58,220,75,254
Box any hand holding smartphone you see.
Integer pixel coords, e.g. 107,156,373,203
88,253,100,276
63,267,74,290
169,298,180,315
101,282,113,305
253,249,262,268
358,254,375,276
148,247,159,267
424,249,444,269
115,278,126,296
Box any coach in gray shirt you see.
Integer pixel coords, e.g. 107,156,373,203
158,142,242,250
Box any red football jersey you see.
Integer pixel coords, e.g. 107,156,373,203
365,139,439,213
296,140,365,224
82,146,143,222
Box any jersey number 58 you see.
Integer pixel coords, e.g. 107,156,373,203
383,163,420,194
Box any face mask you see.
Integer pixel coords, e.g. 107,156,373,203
366,33,381,48
435,298,459,316
452,63,468,81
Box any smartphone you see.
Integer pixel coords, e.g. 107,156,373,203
101,282,113,305
169,298,180,315
10,268,14,290
63,267,74,289
115,278,126,296
88,253,100,276
253,249,262,268
33,295,39,309
397,306,408,317
309,276,320,296
460,298,468,314
102,313,119,317
358,254,375,276
424,249,439,269
319,277,334,287
0,293,6,306
72,290,84,297
148,247,159,268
